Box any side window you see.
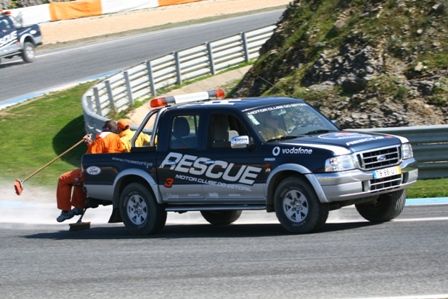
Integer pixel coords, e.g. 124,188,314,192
0,20,7,33
170,114,199,150
208,114,249,149
138,111,158,148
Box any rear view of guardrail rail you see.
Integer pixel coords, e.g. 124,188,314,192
81,24,448,179
82,25,276,133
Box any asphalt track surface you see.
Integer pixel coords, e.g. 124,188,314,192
1,203,447,299
0,9,283,107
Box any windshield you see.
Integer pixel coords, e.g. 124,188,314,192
244,102,339,142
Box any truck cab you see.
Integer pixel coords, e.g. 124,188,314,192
82,90,418,235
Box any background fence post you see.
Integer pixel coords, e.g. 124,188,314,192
146,60,156,96
123,71,134,106
175,52,182,85
93,87,101,115
207,42,216,75
241,32,250,63
105,80,116,113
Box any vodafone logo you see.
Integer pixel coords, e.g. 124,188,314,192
272,146,313,156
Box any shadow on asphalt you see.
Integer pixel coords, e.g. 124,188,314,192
24,221,374,240
0,60,25,68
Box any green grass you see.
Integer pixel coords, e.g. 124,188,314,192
407,178,448,198
0,83,93,187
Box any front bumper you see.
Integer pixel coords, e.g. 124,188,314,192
308,158,418,203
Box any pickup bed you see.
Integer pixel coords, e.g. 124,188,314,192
82,92,418,235
0,11,42,64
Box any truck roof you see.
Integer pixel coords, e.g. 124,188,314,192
164,96,306,112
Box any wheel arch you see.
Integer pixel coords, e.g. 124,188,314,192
20,34,35,46
112,169,161,207
265,164,328,211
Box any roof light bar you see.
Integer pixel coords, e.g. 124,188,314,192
149,88,225,108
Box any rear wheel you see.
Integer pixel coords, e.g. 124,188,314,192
274,177,328,234
201,210,242,225
355,190,406,223
119,183,166,235
21,41,35,63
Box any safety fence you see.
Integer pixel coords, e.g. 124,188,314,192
81,25,276,132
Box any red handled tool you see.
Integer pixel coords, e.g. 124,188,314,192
14,139,85,195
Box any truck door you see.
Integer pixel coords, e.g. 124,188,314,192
203,112,267,204
0,17,18,56
157,112,206,202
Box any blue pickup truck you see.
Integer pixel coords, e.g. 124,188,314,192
0,11,42,64
82,90,418,235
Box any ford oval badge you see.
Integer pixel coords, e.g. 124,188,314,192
86,166,101,175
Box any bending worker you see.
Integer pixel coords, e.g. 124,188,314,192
117,118,151,151
56,120,126,222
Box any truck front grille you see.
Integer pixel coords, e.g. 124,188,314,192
370,174,402,191
358,146,401,170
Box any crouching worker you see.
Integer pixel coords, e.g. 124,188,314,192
117,118,151,151
56,120,126,222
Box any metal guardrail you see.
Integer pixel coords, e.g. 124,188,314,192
357,126,448,179
81,25,276,133
81,24,448,180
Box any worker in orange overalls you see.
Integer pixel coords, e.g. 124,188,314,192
117,118,151,152
56,120,126,222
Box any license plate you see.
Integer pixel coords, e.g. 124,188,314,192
372,166,402,179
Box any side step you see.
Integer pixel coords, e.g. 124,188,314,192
165,204,266,212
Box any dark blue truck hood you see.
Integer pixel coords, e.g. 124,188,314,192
276,131,403,153
17,24,41,40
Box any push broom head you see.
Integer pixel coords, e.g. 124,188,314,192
14,179,24,196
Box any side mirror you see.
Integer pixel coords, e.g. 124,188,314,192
230,135,250,149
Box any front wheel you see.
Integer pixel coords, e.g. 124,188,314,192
355,190,406,223
21,41,35,63
201,210,242,225
274,177,328,234
119,183,166,235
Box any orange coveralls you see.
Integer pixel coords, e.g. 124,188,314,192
56,132,126,211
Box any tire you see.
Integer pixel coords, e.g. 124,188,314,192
21,41,35,63
274,177,328,234
119,183,166,235
355,190,406,223
201,210,242,225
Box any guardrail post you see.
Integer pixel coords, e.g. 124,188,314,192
207,42,216,75
105,80,116,112
93,87,101,115
86,95,94,112
123,71,134,106
146,61,156,96
175,52,182,85
241,32,250,62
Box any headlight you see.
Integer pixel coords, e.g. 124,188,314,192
325,154,357,172
401,143,413,160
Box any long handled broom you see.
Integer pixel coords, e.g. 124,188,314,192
14,139,85,196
